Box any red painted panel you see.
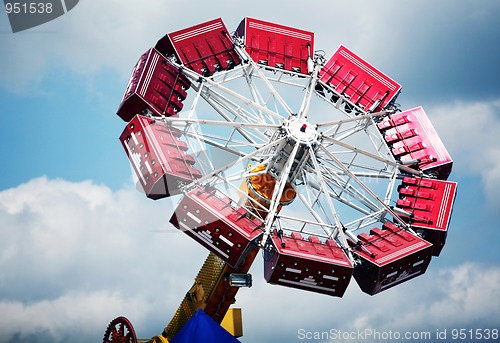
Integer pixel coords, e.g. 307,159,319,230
170,187,263,267
117,48,191,122
351,222,433,295
119,115,202,199
264,232,353,297
235,17,314,74
319,45,401,112
156,18,241,76
377,107,453,180
396,177,457,256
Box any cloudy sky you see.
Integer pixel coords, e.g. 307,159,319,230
1,1,499,342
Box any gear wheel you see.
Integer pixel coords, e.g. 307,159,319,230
102,316,137,343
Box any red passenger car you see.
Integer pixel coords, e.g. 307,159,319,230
170,187,263,268
264,232,353,297
117,48,190,122
377,107,453,180
120,115,201,199
396,177,457,255
235,17,314,74
155,18,241,76
351,222,433,295
319,45,401,112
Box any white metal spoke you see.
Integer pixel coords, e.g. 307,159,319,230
241,64,284,126
316,110,389,130
297,61,321,120
308,145,349,248
277,214,339,233
343,210,386,232
186,136,287,190
319,144,410,229
318,167,380,214
192,88,263,145
321,135,425,177
295,191,334,236
204,86,280,127
186,80,204,120
161,117,281,129
234,44,295,117
184,130,260,151
182,66,287,122
260,138,302,246
195,86,272,143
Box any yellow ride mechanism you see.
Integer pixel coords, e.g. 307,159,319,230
245,164,296,218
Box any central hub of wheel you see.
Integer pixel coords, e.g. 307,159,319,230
258,117,318,186
285,117,319,144
244,117,319,218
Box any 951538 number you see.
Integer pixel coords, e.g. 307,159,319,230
451,328,499,340
5,2,53,14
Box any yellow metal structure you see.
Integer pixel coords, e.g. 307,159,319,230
245,164,296,218
161,248,258,341
162,252,226,339
220,308,243,338
144,336,169,343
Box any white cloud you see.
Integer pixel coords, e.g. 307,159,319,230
0,291,145,342
237,262,500,343
428,99,500,209
371,263,500,331
0,0,176,92
0,177,206,342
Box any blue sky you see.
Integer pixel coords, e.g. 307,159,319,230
1,1,499,342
